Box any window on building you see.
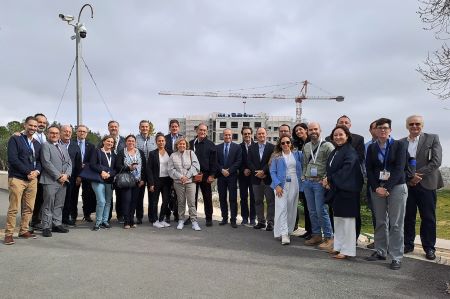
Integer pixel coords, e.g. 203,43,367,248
267,137,271,141
231,122,238,128
220,122,227,128
219,133,224,140
274,127,278,131
232,133,238,140
243,121,250,127
254,122,262,128
268,126,272,130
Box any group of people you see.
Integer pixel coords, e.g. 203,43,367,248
4,113,443,271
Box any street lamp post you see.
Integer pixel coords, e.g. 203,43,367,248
59,4,94,126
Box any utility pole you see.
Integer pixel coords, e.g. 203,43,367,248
59,4,94,126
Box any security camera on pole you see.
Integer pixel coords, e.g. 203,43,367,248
59,4,94,126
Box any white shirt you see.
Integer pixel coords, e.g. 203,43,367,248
159,152,170,177
407,135,420,158
33,132,46,144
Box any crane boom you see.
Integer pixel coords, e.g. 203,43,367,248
158,80,344,123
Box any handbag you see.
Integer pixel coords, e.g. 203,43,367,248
114,163,137,188
188,150,203,183
78,150,102,182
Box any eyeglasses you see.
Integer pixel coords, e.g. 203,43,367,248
408,123,422,127
377,126,390,131
281,141,291,145
243,133,252,135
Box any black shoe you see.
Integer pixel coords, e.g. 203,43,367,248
136,218,143,225
92,225,100,231
249,220,256,226
66,219,77,227
253,222,266,230
117,216,124,224
52,225,69,233
304,234,312,240
231,222,238,229
219,219,228,226
404,247,414,254
42,229,52,237
241,219,248,225
206,220,213,227
425,250,436,260
266,222,274,231
299,232,311,239
390,260,401,270
83,215,93,222
100,222,111,229
31,223,43,231
184,218,192,225
365,252,387,261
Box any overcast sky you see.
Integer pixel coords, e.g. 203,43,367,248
1,1,449,165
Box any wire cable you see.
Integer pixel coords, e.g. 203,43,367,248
53,58,76,122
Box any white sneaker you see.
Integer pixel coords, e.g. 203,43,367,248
177,220,184,230
192,221,201,231
160,221,171,227
291,228,304,237
281,235,290,245
153,221,164,228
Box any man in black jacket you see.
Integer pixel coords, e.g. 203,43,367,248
74,125,96,222
4,116,42,245
239,126,256,225
247,127,275,231
60,125,82,226
189,123,218,227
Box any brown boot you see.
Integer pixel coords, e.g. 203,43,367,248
304,235,323,246
318,238,334,252
4,235,15,245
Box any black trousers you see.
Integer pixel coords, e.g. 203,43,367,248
295,191,311,233
135,183,146,221
166,185,179,221
238,175,255,222
149,177,172,222
195,181,213,221
31,182,44,224
120,186,139,225
218,175,238,222
404,184,437,252
62,180,76,222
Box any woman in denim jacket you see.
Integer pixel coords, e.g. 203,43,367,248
270,136,303,245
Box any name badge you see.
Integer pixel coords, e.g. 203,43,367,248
379,170,390,181
310,167,318,177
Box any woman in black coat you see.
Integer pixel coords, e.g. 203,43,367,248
115,135,146,229
146,133,173,228
323,125,363,259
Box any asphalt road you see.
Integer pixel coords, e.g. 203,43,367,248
0,189,449,299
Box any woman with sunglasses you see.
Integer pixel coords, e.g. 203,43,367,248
269,136,303,245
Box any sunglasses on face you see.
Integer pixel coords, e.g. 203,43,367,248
408,123,422,127
281,141,291,145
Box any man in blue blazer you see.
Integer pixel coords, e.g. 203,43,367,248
247,127,275,231
60,125,82,226
217,129,242,228
4,116,42,245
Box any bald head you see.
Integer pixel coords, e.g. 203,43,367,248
307,122,321,142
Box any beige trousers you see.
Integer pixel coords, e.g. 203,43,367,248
173,182,197,222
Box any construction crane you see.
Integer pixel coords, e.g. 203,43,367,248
159,80,344,123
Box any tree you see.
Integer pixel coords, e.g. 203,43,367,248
417,0,450,99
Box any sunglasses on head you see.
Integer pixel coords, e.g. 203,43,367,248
281,141,291,145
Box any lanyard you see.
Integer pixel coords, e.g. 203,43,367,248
329,150,338,167
103,150,112,167
376,139,391,170
21,134,35,156
310,140,323,164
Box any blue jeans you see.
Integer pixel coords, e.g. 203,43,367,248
91,182,113,226
303,180,333,238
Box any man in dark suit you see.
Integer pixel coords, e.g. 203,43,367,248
39,125,72,237
60,125,82,226
4,116,42,245
401,115,443,261
164,119,183,222
247,127,275,231
189,123,218,227
106,120,125,222
239,126,256,225
217,129,242,228
74,125,96,222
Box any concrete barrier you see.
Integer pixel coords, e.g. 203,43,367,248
0,171,7,190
